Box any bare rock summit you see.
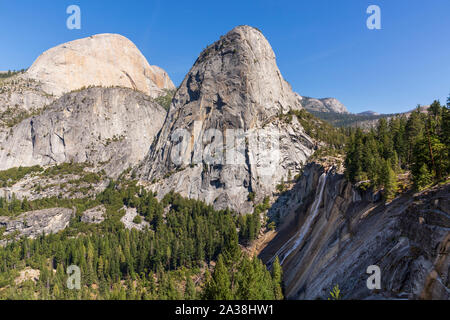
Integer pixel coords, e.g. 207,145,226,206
301,96,349,114
25,33,175,97
138,25,315,213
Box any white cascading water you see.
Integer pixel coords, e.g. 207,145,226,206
270,171,328,266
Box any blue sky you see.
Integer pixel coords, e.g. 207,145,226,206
0,0,448,113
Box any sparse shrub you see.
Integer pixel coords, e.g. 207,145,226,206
328,284,341,300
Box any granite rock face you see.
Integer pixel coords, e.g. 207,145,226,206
0,77,53,117
0,87,166,177
81,205,106,224
25,33,175,97
0,208,74,244
1,34,174,140
138,25,315,213
260,164,450,300
120,207,150,231
0,172,110,202
0,76,55,141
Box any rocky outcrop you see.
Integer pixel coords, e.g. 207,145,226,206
0,87,166,177
25,33,175,97
0,208,74,245
0,77,55,137
120,207,149,231
15,268,40,285
301,97,349,114
0,77,53,116
137,25,315,213
0,170,110,202
260,164,450,300
81,205,106,224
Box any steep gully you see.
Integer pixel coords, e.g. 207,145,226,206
260,163,449,300
268,171,329,266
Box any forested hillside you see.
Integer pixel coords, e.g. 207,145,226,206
1,96,448,300
345,98,450,199
0,179,282,300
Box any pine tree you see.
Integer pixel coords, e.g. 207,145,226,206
381,160,398,200
204,255,232,300
429,100,442,122
184,275,196,299
21,197,31,211
414,163,433,190
405,109,424,163
97,256,104,279
271,257,283,300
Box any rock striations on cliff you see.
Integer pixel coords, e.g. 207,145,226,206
0,208,74,245
260,163,450,300
0,26,448,300
137,25,315,213
0,87,166,177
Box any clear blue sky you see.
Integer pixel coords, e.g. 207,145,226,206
0,0,448,113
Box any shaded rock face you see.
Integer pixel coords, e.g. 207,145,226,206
301,97,349,114
260,164,450,300
138,25,315,213
0,87,166,177
0,208,74,245
25,34,175,97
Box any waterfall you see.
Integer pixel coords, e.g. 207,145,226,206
270,171,328,266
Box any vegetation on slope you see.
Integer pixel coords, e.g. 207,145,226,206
1,93,448,300
345,98,450,198
0,70,26,79
0,178,282,300
154,89,176,111
280,109,350,150
0,166,44,187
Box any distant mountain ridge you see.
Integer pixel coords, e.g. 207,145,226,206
310,105,431,128
301,96,349,114
358,110,379,116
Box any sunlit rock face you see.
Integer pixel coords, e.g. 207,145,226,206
1,34,174,178
301,97,349,114
137,25,315,213
25,33,175,97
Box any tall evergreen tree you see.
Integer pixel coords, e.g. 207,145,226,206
204,255,232,300
184,275,197,300
271,257,283,300
381,160,398,200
